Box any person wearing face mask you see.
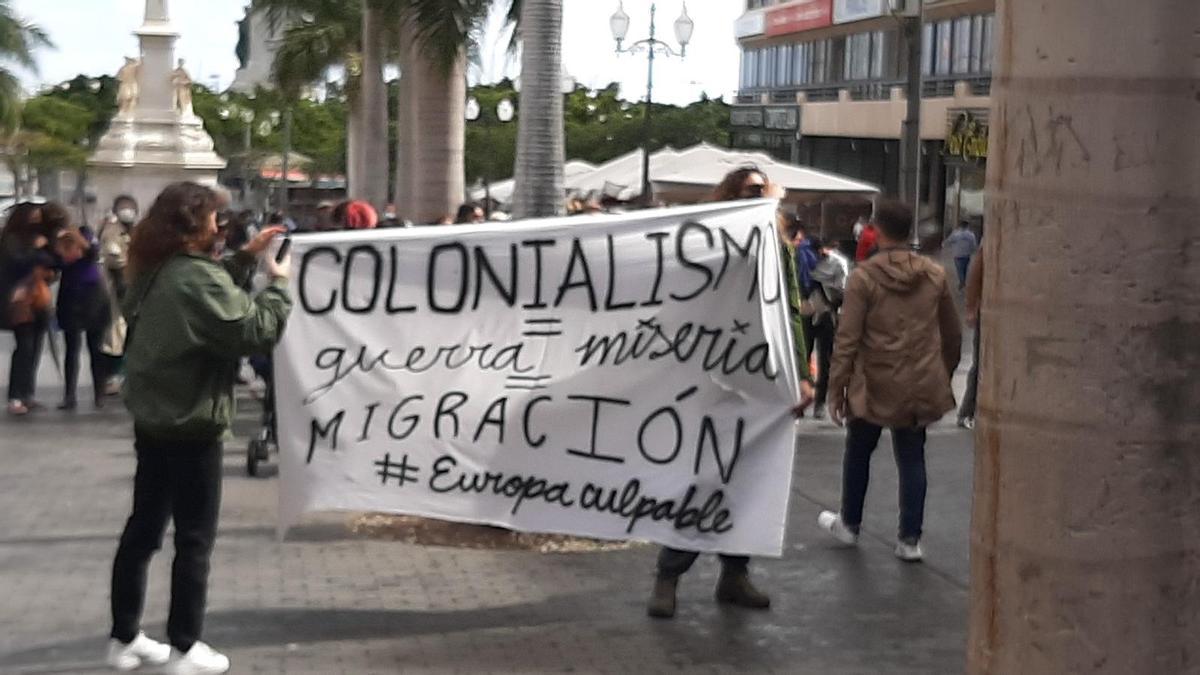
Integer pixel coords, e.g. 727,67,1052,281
98,195,139,394
646,166,815,619
106,182,292,674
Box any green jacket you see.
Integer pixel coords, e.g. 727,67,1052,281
123,251,292,441
781,240,812,382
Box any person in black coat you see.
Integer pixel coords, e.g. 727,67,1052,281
55,220,111,409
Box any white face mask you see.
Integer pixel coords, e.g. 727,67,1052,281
116,208,137,225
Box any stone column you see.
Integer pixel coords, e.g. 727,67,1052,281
968,1,1200,673
135,0,177,120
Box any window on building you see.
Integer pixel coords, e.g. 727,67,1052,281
813,39,830,84
936,20,953,76
981,13,996,72
953,17,972,74
845,32,871,81
922,23,934,76
870,30,888,80
793,42,808,85
969,15,984,73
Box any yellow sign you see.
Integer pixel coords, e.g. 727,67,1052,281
946,111,988,161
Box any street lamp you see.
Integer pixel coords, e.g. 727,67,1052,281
611,1,693,207
465,96,516,218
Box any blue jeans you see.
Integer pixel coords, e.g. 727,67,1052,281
841,419,927,543
954,256,971,288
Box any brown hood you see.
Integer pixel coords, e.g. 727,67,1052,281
862,249,942,294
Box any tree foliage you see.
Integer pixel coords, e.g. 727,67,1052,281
0,0,51,131
465,80,731,183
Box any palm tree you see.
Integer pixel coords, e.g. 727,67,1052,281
392,0,490,223
0,1,51,130
511,0,564,219
358,1,389,209
259,0,490,219
256,0,366,194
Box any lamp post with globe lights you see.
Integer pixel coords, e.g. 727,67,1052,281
611,1,693,206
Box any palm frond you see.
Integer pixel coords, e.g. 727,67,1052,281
401,0,492,76
0,4,52,72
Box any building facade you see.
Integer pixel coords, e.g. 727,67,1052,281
733,0,994,231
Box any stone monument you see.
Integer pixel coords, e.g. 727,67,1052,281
89,0,226,212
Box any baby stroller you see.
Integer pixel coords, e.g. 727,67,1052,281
246,354,277,477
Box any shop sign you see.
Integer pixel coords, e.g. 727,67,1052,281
765,0,833,37
734,12,766,38
731,107,765,128
764,107,800,131
945,109,989,161
833,0,888,24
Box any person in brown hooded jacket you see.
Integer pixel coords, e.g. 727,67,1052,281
817,201,961,562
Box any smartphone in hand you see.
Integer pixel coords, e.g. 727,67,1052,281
274,236,292,263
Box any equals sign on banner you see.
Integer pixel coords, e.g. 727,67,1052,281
522,317,563,338
505,374,552,391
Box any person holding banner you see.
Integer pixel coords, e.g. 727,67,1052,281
818,201,962,563
647,166,815,619
106,183,292,674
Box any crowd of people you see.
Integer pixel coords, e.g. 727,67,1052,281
0,169,979,674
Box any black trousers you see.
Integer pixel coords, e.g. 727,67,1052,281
62,326,107,403
656,547,749,580
811,317,835,406
7,315,47,402
111,432,223,652
841,419,927,543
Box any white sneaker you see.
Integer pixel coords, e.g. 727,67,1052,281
817,511,859,546
106,633,170,671
895,540,924,562
164,641,230,675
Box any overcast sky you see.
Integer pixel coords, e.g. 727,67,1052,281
12,0,741,105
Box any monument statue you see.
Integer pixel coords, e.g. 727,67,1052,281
116,57,142,115
171,58,194,117
89,0,225,218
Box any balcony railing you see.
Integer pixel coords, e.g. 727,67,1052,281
738,75,992,103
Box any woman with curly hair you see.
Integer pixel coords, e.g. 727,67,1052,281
106,182,292,674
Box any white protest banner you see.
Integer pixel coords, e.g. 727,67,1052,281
276,200,802,556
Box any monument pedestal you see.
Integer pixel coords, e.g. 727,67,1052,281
89,0,225,212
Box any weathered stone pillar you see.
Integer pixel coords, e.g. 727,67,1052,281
969,1,1200,673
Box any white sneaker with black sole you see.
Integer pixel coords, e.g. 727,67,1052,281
106,633,170,671
164,641,230,675
817,511,860,546
895,540,924,562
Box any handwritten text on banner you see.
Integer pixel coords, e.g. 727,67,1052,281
276,201,802,556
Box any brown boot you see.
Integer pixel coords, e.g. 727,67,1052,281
647,577,678,618
715,571,771,609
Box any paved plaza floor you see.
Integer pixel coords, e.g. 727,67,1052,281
0,334,975,674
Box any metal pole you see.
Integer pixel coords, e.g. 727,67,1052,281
640,3,657,207
242,122,252,206
901,5,924,249
281,107,293,216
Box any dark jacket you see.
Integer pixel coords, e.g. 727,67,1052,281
0,237,56,329
123,251,292,441
57,226,109,332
